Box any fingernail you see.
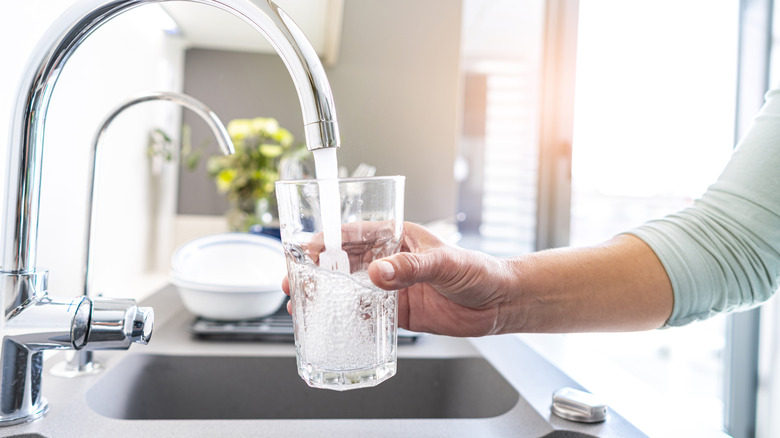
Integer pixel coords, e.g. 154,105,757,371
377,260,396,281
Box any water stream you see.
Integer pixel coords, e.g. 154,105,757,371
312,148,349,273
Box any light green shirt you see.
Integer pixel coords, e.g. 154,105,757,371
627,87,780,327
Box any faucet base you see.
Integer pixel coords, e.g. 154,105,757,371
0,399,48,427
50,351,104,378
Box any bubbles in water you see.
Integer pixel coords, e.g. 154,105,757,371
289,261,397,371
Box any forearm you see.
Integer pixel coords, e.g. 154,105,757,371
622,88,780,326
495,234,673,333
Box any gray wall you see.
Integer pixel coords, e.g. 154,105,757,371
177,0,462,223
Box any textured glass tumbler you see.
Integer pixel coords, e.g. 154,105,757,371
275,176,405,390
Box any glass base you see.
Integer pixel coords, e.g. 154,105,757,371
298,361,397,391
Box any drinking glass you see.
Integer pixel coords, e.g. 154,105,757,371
275,176,405,390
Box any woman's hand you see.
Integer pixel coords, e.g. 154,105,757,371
367,222,514,337
281,222,513,337
283,222,673,336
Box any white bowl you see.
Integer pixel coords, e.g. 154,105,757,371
170,233,288,320
171,277,286,321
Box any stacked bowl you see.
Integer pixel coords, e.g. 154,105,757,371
170,233,288,321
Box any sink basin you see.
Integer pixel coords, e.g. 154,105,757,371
1,286,645,437
86,354,520,420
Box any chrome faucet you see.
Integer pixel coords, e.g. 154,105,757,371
1,0,340,426
50,92,234,378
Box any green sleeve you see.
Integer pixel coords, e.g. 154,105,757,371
626,87,780,327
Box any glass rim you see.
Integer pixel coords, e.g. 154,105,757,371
274,175,405,186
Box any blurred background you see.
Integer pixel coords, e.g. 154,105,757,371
1,0,779,436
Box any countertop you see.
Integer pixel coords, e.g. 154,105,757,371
3,285,647,437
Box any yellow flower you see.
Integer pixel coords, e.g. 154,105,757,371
208,117,304,209
227,119,253,140
251,117,279,136
215,169,237,193
259,143,284,157
272,128,294,147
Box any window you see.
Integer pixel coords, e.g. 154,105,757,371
570,0,738,247
457,0,545,256
568,0,738,433
459,0,741,434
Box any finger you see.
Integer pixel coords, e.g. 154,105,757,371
400,221,446,252
282,276,290,295
369,249,454,291
368,258,399,289
397,288,410,330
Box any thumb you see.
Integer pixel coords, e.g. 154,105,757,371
369,249,454,291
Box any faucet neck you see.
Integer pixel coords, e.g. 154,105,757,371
2,0,339,297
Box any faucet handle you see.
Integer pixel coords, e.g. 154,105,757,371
87,298,153,349
130,305,154,345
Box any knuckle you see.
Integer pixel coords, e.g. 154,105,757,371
397,252,423,280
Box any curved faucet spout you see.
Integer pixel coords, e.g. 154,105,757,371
2,0,340,276
0,0,341,426
95,91,235,157
84,91,233,298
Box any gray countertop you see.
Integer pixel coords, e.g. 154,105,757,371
3,286,647,437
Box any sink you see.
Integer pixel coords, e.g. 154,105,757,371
0,286,645,437
86,354,520,420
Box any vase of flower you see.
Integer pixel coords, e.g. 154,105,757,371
207,117,302,232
